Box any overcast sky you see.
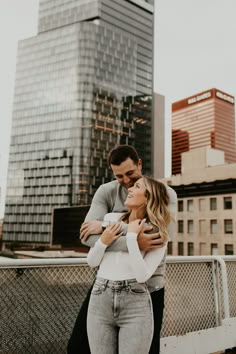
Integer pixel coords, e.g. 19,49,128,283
1,0,236,217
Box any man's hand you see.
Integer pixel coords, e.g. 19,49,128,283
80,220,103,241
137,225,166,251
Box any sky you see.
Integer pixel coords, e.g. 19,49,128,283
1,0,236,217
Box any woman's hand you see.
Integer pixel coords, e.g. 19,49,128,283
127,219,146,235
100,223,123,246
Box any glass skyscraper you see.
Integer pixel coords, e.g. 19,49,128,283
3,0,155,245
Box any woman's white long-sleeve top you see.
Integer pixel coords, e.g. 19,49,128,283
87,213,167,283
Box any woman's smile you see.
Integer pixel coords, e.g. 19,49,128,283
125,178,147,208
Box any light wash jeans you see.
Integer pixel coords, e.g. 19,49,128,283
87,277,153,354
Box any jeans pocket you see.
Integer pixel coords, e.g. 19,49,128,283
91,282,104,295
129,283,147,295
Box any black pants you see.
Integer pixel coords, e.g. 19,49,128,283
149,288,165,354
67,286,165,354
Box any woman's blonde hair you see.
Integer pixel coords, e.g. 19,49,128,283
142,176,171,242
122,176,172,242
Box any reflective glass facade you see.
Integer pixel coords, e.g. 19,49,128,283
3,0,154,244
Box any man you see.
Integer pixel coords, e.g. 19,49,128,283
67,145,177,354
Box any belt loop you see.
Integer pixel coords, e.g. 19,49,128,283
125,280,130,292
101,279,108,291
104,279,109,290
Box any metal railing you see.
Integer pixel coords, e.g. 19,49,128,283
223,256,236,318
0,256,235,353
162,256,229,337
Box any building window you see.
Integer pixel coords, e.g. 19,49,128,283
211,243,218,255
187,199,193,212
178,242,184,256
188,242,194,256
178,200,184,212
167,241,173,255
199,242,206,255
187,220,194,233
199,198,205,211
210,220,218,234
224,219,233,234
210,197,217,210
199,219,206,233
178,220,184,233
225,244,234,255
224,197,232,209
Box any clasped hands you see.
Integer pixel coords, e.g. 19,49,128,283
80,219,166,251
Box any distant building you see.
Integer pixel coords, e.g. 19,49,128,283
172,129,189,175
172,88,236,174
165,147,236,256
3,0,165,247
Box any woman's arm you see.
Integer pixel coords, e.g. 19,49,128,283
87,223,122,267
81,222,128,250
126,232,167,283
87,238,108,267
125,220,167,283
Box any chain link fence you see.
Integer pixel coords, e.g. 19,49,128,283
161,258,221,337
0,256,233,353
223,257,236,318
0,260,95,354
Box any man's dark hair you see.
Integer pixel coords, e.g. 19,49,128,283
107,145,140,166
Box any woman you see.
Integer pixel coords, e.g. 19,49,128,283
86,176,171,354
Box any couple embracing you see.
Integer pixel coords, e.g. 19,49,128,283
68,145,177,354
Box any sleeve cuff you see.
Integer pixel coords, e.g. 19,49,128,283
126,232,138,240
97,238,108,249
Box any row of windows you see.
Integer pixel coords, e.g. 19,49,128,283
178,196,233,212
3,233,49,242
4,223,51,233
167,242,234,256
5,195,69,205
4,204,67,215
178,219,233,234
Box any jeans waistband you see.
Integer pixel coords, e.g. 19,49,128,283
96,277,140,289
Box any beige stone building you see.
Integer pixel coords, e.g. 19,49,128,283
164,147,236,256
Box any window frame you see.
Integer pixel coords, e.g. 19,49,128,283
224,219,233,234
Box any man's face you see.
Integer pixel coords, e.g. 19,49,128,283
111,158,142,189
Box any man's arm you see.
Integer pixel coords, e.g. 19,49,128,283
81,222,129,251
81,222,164,252
80,184,111,241
84,184,111,222
80,182,129,251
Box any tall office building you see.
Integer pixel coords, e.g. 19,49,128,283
172,88,236,174
3,0,157,245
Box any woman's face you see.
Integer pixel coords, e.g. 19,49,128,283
125,178,147,209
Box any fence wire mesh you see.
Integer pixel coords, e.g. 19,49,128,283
0,257,230,353
161,260,219,337
0,263,95,354
224,259,236,318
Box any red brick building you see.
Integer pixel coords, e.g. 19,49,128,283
172,88,236,174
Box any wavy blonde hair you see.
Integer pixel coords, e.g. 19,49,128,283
122,176,172,242
143,176,171,242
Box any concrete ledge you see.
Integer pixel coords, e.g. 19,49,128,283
160,318,236,354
